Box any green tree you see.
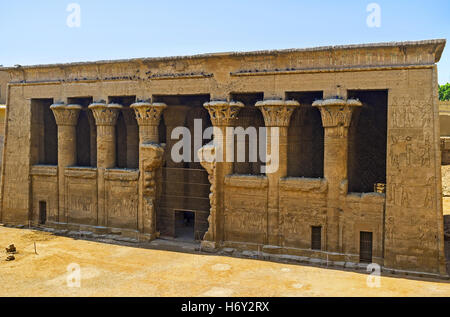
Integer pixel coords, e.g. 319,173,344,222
439,83,450,101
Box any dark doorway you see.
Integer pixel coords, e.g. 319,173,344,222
311,226,322,250
39,201,47,225
360,231,373,263
174,210,195,241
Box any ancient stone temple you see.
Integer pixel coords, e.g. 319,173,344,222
0,39,447,278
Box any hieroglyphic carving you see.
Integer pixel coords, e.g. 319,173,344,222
389,134,431,169
390,97,433,129
387,176,435,209
255,100,300,127
224,208,265,234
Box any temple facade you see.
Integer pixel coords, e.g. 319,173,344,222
0,39,447,277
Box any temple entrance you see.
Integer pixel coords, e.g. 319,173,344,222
360,231,373,263
154,94,212,242
174,210,195,241
39,201,47,225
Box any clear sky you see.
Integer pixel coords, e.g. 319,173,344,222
1,0,449,84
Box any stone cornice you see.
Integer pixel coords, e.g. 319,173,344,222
2,39,444,71
255,100,300,127
50,103,82,126
131,102,167,126
203,101,244,127
88,102,123,126
4,39,444,84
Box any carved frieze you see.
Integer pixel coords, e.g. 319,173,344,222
389,134,431,169
390,97,433,129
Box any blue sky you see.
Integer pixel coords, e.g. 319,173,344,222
1,0,449,84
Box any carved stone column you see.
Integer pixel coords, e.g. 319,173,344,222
163,106,189,168
256,100,300,246
313,98,362,253
131,102,167,144
200,101,243,249
88,102,123,227
131,101,167,240
50,103,82,223
88,102,123,168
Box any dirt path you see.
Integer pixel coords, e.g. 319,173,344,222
0,226,449,297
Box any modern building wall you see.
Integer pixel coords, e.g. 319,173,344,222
0,39,447,277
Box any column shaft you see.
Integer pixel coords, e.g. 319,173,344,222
131,101,167,240
89,102,123,227
202,101,244,245
256,100,299,246
96,125,116,168
51,104,82,223
313,98,362,253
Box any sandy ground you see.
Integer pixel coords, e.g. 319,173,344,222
0,227,449,297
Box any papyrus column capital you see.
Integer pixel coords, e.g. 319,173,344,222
88,102,123,126
131,102,167,127
255,99,300,127
313,98,362,137
50,103,82,126
203,101,244,127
